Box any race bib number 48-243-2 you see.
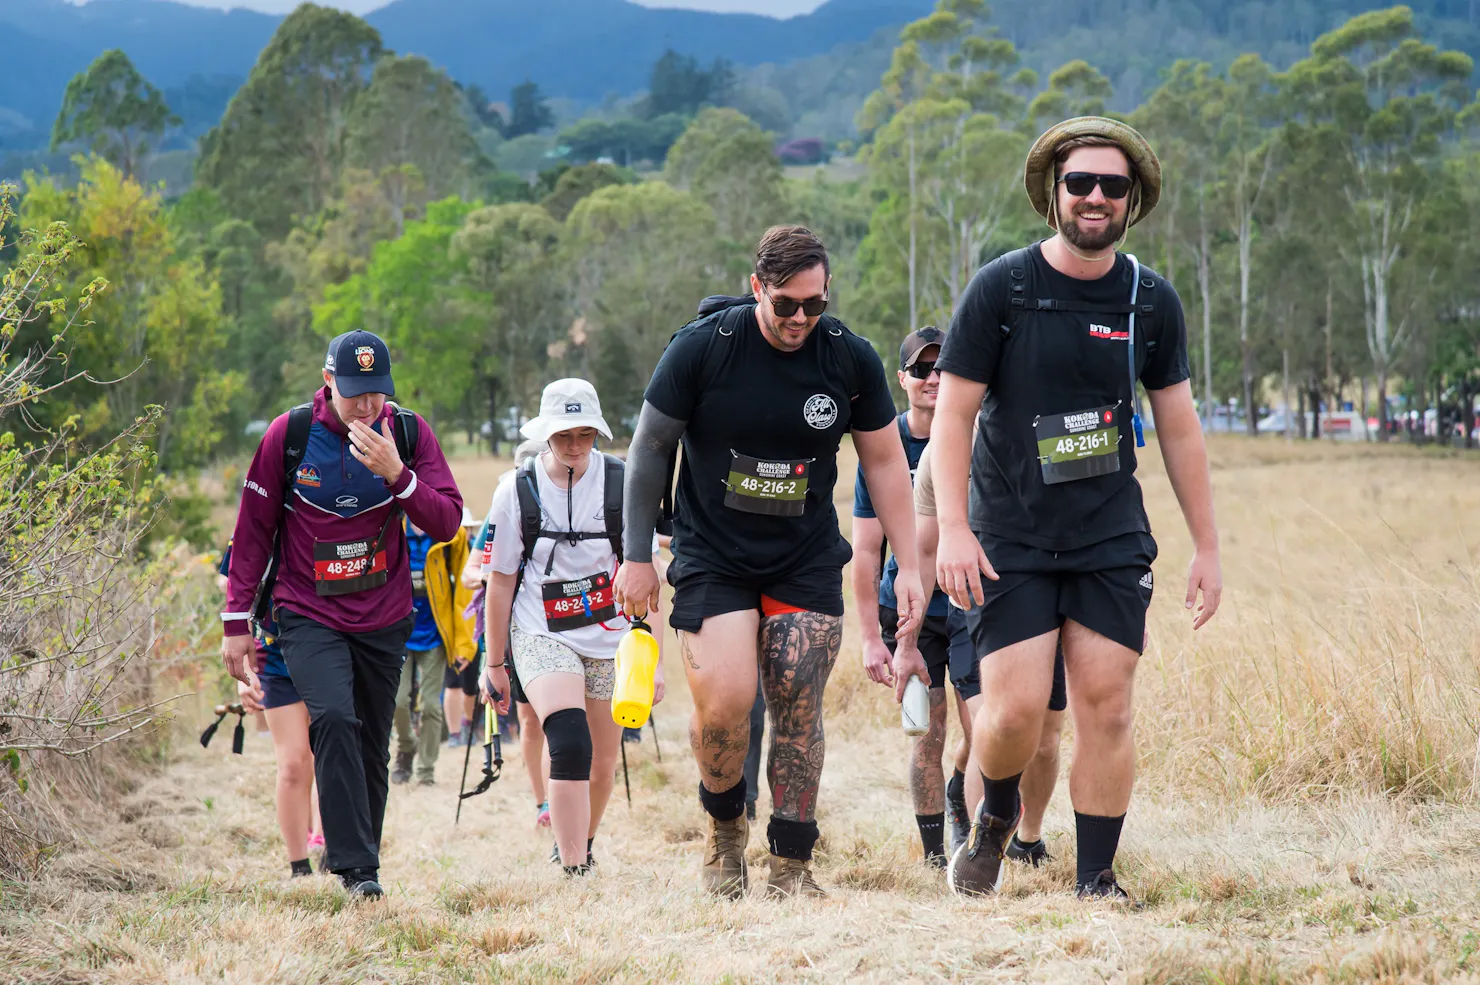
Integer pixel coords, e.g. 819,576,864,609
542,571,617,633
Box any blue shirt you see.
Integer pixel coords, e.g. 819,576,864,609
852,412,948,618
405,528,443,652
218,541,289,678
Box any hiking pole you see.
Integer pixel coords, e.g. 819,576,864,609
200,703,247,754
454,696,479,825
620,735,632,808
456,699,504,826
648,713,662,762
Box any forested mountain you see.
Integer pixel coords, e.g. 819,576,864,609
4,0,1479,151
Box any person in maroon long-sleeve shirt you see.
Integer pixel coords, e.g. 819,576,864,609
222,330,462,899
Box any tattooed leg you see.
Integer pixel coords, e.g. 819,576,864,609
910,688,948,816
679,610,762,794
760,611,842,823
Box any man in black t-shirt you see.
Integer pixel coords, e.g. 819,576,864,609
615,225,924,900
933,118,1223,902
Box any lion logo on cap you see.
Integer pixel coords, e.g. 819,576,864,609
355,345,375,371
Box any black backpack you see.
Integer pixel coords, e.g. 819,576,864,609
658,294,868,523
513,453,625,585
249,402,421,624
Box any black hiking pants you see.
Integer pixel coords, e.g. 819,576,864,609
276,606,412,875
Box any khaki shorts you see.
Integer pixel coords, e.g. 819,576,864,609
509,624,615,701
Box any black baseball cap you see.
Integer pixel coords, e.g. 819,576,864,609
899,326,945,370
324,330,394,398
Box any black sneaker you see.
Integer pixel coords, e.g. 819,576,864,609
391,750,414,785
563,862,592,877
745,801,757,822
945,773,970,856
1005,835,1050,867
1076,869,1142,908
339,868,383,900
947,801,1018,897
548,842,560,865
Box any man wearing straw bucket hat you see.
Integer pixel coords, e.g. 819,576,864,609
931,117,1223,902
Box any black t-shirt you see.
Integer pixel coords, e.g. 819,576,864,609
645,303,897,580
937,243,1190,551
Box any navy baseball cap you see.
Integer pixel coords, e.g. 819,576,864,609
324,330,395,398
899,326,944,370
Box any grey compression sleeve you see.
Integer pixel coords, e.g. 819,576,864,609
623,400,687,563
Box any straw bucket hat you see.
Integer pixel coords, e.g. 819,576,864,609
1024,116,1162,229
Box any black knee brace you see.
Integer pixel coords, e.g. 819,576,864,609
542,707,592,781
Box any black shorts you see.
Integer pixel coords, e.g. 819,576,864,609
442,658,479,697
504,653,529,705
666,556,845,633
259,670,303,710
879,606,981,700
966,530,1157,658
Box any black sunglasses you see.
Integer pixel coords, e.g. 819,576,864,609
905,360,938,380
764,287,829,319
1057,172,1134,200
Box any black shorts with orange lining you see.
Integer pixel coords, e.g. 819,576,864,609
666,555,844,633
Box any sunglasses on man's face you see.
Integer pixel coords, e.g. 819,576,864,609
765,287,829,319
1057,172,1134,200
905,360,939,380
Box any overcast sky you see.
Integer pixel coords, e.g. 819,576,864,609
157,0,826,15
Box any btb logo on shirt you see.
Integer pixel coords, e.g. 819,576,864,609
802,394,838,430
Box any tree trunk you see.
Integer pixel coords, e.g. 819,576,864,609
1239,208,1257,439
1198,225,1213,428
486,375,501,456
1309,384,1322,439
908,126,918,333
1463,376,1475,450
1282,347,1293,443
1376,371,1389,443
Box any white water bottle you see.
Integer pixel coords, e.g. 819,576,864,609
901,676,929,736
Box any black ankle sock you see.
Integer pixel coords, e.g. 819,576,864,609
698,779,747,821
766,816,820,861
981,772,1022,823
916,813,945,859
1075,812,1125,884
946,769,965,808
290,858,312,877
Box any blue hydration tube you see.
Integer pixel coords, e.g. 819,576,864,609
1126,253,1146,448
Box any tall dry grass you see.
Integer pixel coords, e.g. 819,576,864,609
826,436,1480,804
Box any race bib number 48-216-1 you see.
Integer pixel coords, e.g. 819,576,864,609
1034,404,1121,485
313,537,389,596
724,452,810,517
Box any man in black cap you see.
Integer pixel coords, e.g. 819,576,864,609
221,329,464,898
851,326,984,868
932,118,1222,902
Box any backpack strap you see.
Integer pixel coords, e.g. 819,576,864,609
281,403,314,490
822,317,864,401
515,458,543,568
601,453,624,564
388,403,419,466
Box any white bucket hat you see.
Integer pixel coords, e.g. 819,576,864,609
520,378,613,443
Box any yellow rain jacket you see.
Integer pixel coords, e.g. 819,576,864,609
420,528,477,667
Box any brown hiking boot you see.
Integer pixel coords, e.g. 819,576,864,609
701,814,749,899
765,854,826,899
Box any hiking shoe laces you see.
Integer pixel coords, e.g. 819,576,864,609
947,800,1018,897
765,854,826,899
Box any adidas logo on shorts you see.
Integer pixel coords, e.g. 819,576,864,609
1138,572,1153,592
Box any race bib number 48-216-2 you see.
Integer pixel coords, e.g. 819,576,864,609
1034,404,1121,485
724,452,810,517
313,537,389,596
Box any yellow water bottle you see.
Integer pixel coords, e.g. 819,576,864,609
612,618,660,728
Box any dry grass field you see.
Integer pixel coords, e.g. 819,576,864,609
5,436,1480,984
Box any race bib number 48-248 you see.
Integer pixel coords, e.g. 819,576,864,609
313,537,389,596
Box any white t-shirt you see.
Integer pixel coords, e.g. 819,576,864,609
483,450,650,660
